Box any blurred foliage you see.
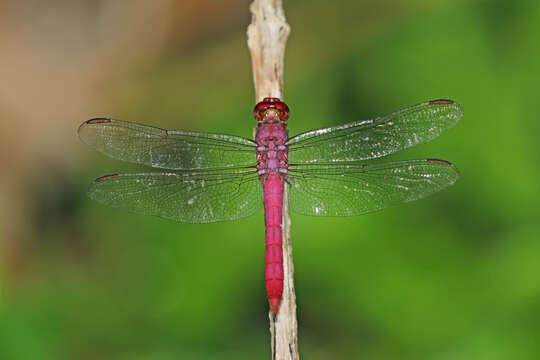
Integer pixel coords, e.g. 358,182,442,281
2,0,540,359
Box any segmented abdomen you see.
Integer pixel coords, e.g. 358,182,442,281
263,174,284,314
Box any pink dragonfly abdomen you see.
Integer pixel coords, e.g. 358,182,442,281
254,98,290,314
264,174,284,314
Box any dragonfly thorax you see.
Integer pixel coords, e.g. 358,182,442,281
255,122,289,178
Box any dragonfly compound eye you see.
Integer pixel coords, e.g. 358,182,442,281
254,98,290,123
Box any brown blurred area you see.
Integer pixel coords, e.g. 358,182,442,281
0,0,247,282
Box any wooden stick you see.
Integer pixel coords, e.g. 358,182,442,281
247,0,290,100
247,1,298,359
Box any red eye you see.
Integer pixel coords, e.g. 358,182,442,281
253,98,290,121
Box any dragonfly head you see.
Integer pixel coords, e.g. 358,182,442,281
254,98,289,126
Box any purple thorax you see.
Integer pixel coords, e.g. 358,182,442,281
254,98,289,177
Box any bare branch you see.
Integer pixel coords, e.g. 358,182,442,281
247,0,290,101
247,1,298,359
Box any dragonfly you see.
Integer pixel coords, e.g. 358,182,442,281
78,98,463,314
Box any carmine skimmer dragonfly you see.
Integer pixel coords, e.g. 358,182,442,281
79,98,463,314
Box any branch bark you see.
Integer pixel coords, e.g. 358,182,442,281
247,1,298,359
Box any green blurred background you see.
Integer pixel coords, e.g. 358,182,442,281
1,0,539,359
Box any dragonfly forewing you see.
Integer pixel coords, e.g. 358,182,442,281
287,99,463,164
88,169,262,223
287,159,459,216
78,118,257,170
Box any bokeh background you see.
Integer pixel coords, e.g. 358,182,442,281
1,0,539,359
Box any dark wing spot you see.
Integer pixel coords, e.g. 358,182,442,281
427,158,452,166
85,118,112,124
429,99,455,105
94,174,119,183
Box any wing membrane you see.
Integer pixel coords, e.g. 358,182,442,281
88,169,261,223
78,118,256,170
288,159,459,216
288,100,463,164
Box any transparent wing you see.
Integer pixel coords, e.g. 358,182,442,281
287,100,463,164
288,159,459,216
88,169,262,223
78,118,257,170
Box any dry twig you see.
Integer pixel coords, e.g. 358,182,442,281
247,1,298,359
